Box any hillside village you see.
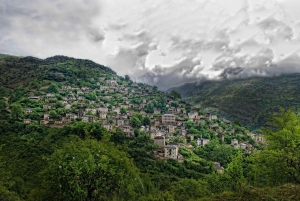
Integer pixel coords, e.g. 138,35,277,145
20,72,265,162
2,55,299,201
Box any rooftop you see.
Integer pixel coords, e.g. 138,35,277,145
163,114,175,117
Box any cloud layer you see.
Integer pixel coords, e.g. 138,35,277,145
2,0,300,89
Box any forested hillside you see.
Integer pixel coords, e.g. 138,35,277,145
0,54,299,200
168,74,300,129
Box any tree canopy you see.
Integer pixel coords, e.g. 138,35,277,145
251,108,300,185
35,136,144,201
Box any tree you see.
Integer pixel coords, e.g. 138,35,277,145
130,117,142,129
143,116,151,126
169,90,181,100
185,120,194,129
124,75,130,81
171,178,210,200
109,119,114,124
225,150,244,191
120,107,127,114
87,92,97,101
10,103,23,120
251,108,300,185
35,137,144,200
46,83,59,93
49,110,60,119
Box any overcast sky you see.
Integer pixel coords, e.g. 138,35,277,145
2,0,300,89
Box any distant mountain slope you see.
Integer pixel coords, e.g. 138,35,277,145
0,55,115,90
168,74,300,129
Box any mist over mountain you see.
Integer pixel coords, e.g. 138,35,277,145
168,73,300,129
2,0,300,89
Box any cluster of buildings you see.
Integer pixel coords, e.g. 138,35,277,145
22,75,265,161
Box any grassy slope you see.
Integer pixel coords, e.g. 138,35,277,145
169,74,300,129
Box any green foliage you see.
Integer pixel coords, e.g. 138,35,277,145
170,74,300,129
185,120,194,129
225,151,244,191
194,140,238,167
87,92,97,101
35,136,144,201
120,107,127,114
124,75,130,81
250,108,300,185
130,113,143,128
169,90,181,100
171,178,211,200
46,83,59,93
143,116,151,126
10,103,23,120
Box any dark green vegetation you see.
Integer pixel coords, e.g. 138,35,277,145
0,54,299,200
168,74,300,129
1,110,299,201
0,54,114,90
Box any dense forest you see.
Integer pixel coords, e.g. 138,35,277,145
167,74,300,129
0,54,300,200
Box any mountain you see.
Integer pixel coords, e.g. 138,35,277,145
0,55,115,91
168,74,300,129
1,53,299,200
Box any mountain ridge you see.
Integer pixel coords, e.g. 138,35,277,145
168,73,300,129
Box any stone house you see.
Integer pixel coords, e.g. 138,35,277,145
214,162,224,174
122,125,131,133
162,114,176,124
100,86,108,91
43,104,53,110
40,120,49,125
154,136,165,148
116,119,125,126
113,108,120,115
66,113,78,120
164,145,179,159
197,138,210,146
181,129,187,136
109,87,117,93
29,96,42,101
78,96,86,101
231,139,239,148
210,123,219,130
168,108,176,114
103,123,113,131
86,108,97,115
46,93,56,98
54,120,64,126
23,119,31,124
206,113,212,120
211,115,218,120
187,134,194,141
82,115,94,123
24,108,33,114
154,109,161,114
77,90,84,95
81,87,90,91
44,113,50,120
165,125,176,133
106,80,118,86
65,104,72,110
188,111,198,120
99,113,107,119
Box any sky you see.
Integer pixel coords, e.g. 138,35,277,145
2,0,300,90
